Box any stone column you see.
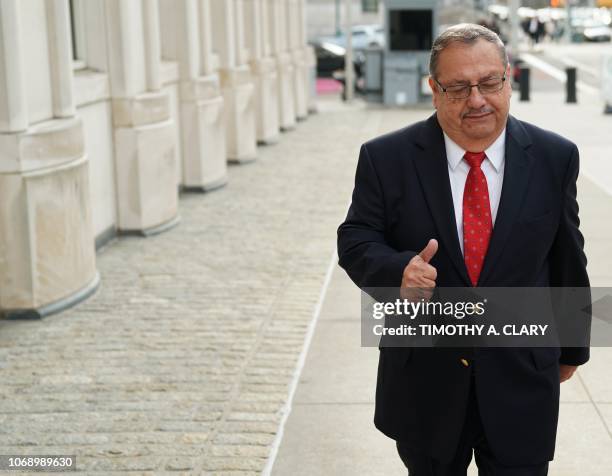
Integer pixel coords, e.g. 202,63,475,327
270,0,296,130
287,0,308,120
0,0,28,132
245,0,280,144
46,0,76,118
105,0,179,234
212,0,257,163
298,0,317,113
0,0,98,318
159,0,227,191
142,0,161,91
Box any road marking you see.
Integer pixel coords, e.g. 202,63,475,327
521,53,600,96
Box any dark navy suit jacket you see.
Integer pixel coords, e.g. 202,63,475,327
337,113,590,466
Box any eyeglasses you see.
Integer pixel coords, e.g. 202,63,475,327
434,73,506,100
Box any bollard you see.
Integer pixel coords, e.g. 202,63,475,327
566,67,577,103
519,67,530,102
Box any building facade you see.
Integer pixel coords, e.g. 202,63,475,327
0,0,316,318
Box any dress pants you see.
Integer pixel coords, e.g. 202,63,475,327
396,376,549,476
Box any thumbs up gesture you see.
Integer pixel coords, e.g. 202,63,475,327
401,239,438,290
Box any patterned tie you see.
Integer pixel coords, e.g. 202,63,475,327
463,151,492,286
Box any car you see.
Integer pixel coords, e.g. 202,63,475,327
567,7,612,42
581,20,611,41
570,18,611,42
311,40,346,78
317,24,385,51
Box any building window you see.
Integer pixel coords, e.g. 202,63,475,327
69,0,87,69
362,0,379,13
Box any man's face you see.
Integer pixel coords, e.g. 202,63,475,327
429,39,511,146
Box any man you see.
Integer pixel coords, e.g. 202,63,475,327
337,24,590,475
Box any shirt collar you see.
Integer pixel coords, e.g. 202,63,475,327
444,128,506,172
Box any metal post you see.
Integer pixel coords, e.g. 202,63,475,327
344,0,354,101
519,67,530,102
566,67,577,103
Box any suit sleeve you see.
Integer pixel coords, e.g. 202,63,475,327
337,143,416,288
549,144,591,366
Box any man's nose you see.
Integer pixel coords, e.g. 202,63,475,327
466,85,487,108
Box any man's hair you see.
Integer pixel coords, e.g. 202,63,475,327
429,23,509,79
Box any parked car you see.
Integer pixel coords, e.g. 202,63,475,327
311,40,346,78
577,19,612,41
567,7,612,41
317,24,385,51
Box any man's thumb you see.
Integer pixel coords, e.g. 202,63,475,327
418,239,438,263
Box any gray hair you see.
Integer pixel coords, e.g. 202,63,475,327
429,23,509,79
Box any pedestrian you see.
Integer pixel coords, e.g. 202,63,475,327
337,23,590,475
528,16,540,47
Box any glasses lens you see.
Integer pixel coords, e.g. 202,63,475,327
479,79,504,94
446,86,470,99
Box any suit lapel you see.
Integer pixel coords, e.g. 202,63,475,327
478,116,534,285
413,114,471,286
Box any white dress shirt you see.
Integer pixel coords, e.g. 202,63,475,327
443,129,506,255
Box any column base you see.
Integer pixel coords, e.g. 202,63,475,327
227,155,257,165
276,53,297,130
304,45,318,115
251,57,281,144
181,175,228,193
119,214,181,237
2,272,101,320
95,226,118,251
257,136,280,146
0,117,98,318
220,65,257,162
291,49,309,120
180,76,228,189
113,91,179,233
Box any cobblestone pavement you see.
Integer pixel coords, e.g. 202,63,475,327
0,98,387,475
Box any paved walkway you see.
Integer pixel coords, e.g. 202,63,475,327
0,99,376,474
0,82,610,475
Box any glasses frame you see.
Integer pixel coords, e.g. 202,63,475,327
434,73,507,100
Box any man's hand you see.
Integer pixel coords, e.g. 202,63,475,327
400,240,438,301
560,364,578,383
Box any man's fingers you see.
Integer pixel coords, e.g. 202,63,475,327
418,239,438,263
422,263,437,281
418,278,436,288
402,259,437,289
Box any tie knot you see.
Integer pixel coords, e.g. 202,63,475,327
464,151,486,168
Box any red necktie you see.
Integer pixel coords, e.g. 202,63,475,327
463,151,492,286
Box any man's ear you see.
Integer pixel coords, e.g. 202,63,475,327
428,77,438,109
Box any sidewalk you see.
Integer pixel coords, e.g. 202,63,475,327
272,89,612,475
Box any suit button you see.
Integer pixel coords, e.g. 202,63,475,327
460,358,469,367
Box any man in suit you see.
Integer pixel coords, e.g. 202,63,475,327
337,24,590,475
